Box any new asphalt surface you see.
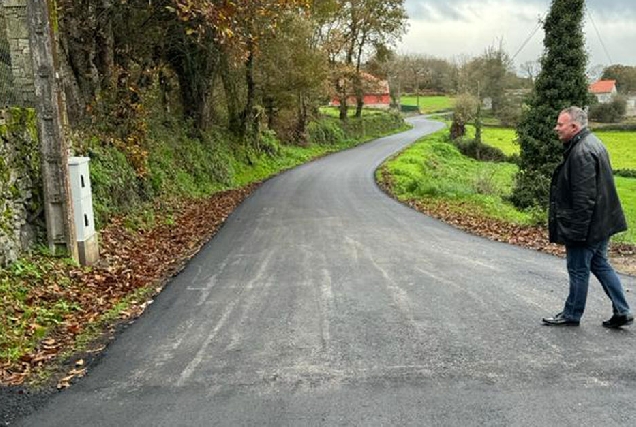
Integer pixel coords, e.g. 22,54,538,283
15,116,636,426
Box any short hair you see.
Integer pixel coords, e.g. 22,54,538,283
561,106,588,128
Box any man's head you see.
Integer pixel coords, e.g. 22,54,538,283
555,106,588,142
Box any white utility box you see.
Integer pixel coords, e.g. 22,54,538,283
68,157,99,265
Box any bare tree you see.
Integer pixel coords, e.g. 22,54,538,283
520,60,541,84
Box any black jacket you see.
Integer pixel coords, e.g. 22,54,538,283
548,128,627,245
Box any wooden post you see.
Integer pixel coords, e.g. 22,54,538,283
26,0,78,261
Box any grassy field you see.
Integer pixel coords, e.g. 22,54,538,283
380,131,533,225
475,125,636,242
400,95,454,114
616,176,636,243
319,106,385,117
477,126,636,170
381,128,636,244
479,127,519,156
595,131,636,170
320,96,454,116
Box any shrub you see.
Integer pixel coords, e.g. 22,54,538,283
497,103,523,127
590,123,636,131
452,138,508,162
258,129,281,157
307,118,345,145
614,169,636,178
588,96,627,123
450,93,479,140
513,0,588,209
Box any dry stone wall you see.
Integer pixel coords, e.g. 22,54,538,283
1,1,40,266
1,0,34,107
0,108,41,267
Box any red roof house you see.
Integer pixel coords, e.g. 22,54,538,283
589,80,617,103
330,72,391,109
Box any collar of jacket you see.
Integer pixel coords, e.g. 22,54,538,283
563,127,591,157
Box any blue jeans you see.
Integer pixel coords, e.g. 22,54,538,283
563,238,631,321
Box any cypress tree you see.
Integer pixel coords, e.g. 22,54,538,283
511,0,589,209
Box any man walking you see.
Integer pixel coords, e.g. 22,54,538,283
542,106,633,328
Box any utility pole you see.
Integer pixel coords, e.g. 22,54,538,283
26,0,78,261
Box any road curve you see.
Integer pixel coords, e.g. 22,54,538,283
19,116,636,426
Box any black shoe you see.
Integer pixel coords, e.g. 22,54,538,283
542,312,580,326
602,313,634,329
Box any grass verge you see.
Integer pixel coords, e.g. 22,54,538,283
377,130,536,226
377,127,636,257
400,95,455,114
0,112,410,388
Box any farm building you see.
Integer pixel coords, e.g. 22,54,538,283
330,72,391,109
589,80,617,103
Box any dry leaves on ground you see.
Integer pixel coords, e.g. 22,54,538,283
0,184,258,387
3,175,635,387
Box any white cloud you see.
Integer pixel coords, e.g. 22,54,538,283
399,0,636,69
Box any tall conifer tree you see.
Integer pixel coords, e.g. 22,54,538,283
512,0,589,208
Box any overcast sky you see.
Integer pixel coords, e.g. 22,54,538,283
399,0,636,72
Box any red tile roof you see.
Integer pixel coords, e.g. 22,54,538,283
589,80,616,94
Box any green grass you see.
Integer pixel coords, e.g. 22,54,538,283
232,114,410,186
231,143,344,186
478,127,519,156
595,131,636,171
321,96,454,116
615,176,636,243
380,128,636,244
319,106,385,117
380,131,532,225
400,95,455,114
475,126,636,170
0,111,410,382
0,253,80,365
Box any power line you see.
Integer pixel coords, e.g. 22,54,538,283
511,12,547,62
586,6,613,64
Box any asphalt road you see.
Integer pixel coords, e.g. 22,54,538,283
16,116,636,426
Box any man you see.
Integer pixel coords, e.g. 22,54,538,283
542,106,633,328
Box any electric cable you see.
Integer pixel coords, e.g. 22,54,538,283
512,19,542,61
587,6,613,64
511,10,549,62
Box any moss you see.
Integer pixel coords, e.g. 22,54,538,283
1,206,14,235
0,108,43,246
10,183,21,199
49,0,59,34
0,157,9,182
6,107,37,138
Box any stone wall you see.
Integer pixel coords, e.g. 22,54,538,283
0,108,41,267
0,1,41,266
1,0,35,107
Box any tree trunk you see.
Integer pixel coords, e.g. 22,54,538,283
57,0,115,123
339,98,348,121
450,121,465,140
96,0,115,89
220,54,243,136
354,34,367,118
242,44,256,141
337,77,348,121
354,73,363,118
296,92,308,144
166,32,218,131
265,95,275,130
